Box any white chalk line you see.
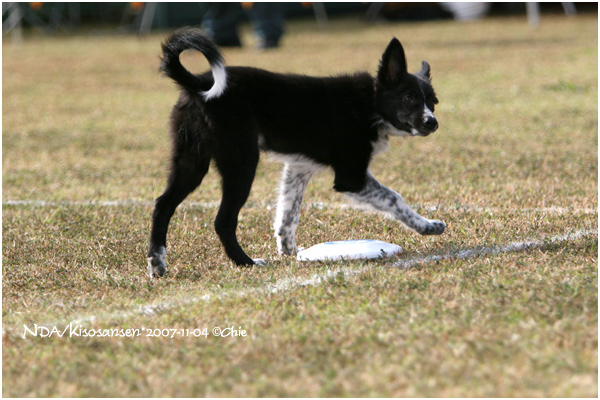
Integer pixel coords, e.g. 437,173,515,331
3,199,597,215
23,228,597,331
392,229,597,268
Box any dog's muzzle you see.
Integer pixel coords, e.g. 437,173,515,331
422,115,438,133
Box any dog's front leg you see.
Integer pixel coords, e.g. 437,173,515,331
345,171,446,235
274,162,317,255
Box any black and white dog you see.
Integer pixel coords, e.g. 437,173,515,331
148,28,445,277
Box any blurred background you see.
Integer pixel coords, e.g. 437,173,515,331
3,2,597,41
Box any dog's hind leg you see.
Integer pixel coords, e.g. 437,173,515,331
147,149,211,277
274,162,317,255
213,146,263,266
344,171,446,235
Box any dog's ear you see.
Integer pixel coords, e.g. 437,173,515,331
377,38,407,86
418,61,431,81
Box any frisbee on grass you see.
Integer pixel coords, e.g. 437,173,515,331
297,239,402,262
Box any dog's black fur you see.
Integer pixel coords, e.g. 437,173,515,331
148,28,444,277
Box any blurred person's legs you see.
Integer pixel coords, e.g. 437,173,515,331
250,2,284,49
201,2,243,47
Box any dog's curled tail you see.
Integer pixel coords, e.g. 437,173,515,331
160,28,227,101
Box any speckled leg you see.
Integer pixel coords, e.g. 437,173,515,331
345,171,446,235
274,162,319,255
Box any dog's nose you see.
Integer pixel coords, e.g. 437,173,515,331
423,115,438,132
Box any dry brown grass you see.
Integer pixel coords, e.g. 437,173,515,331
3,14,598,397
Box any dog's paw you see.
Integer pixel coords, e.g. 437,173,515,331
276,236,299,256
278,247,299,256
147,247,167,278
253,258,268,266
419,219,446,235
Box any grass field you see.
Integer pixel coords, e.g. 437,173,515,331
3,13,598,397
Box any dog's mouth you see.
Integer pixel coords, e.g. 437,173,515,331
391,121,414,135
406,124,436,137
393,119,438,137
408,120,439,137
379,119,438,138
412,128,435,137
393,110,439,137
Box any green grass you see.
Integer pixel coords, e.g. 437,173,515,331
3,14,598,397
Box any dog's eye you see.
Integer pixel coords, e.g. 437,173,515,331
403,95,415,105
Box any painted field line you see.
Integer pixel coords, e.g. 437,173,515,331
40,228,597,330
392,229,597,269
3,199,597,215
268,229,597,290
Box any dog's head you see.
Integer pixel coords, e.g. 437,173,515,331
374,38,439,137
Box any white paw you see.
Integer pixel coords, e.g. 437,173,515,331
147,247,167,278
253,259,268,266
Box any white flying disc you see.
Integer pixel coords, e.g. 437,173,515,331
297,240,402,262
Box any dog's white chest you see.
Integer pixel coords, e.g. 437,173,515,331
371,133,390,156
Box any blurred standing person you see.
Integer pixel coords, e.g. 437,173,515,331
249,2,284,49
201,2,284,49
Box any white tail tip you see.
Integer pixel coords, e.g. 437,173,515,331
202,64,227,101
